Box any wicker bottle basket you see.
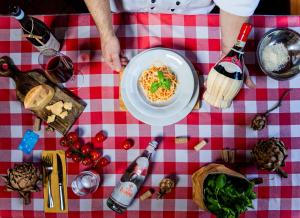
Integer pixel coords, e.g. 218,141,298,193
192,163,248,210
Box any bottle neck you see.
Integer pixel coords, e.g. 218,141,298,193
231,40,246,53
10,6,26,21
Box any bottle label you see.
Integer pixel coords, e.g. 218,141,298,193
110,181,138,207
34,33,60,52
215,56,243,80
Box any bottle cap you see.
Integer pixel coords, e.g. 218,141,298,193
237,23,253,42
9,5,24,20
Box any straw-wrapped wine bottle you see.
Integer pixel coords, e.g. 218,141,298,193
203,23,252,109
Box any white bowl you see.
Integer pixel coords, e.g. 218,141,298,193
121,48,194,118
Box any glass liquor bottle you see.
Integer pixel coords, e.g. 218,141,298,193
203,23,253,109
107,140,158,213
10,5,60,52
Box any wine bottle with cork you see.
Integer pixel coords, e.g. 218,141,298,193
9,5,60,52
203,23,253,109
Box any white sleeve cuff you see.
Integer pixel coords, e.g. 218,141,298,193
214,0,260,16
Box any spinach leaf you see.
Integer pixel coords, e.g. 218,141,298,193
215,174,226,190
204,174,257,218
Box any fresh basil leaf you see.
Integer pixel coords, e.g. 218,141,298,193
150,82,160,93
216,174,226,190
162,79,171,89
157,71,164,82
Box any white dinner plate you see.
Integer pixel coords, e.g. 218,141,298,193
121,48,194,118
121,54,199,126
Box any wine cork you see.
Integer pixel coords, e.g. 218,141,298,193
140,190,153,201
194,140,207,151
33,117,41,131
175,137,188,144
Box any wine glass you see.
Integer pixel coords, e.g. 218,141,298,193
38,49,84,90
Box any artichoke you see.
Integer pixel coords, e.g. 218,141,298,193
1,163,41,204
251,114,267,131
252,138,288,178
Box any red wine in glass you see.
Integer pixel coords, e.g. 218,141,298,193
46,55,73,83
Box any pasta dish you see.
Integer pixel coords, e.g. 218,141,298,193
139,65,177,103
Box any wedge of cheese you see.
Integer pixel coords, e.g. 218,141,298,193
24,85,55,110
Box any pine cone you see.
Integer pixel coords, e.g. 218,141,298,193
1,163,41,204
251,114,267,131
252,138,288,178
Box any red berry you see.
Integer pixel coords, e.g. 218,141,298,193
90,150,101,162
60,137,68,147
95,131,107,143
98,157,110,167
71,153,82,163
66,132,78,144
72,141,81,151
81,143,93,155
122,139,134,150
65,148,73,158
82,157,93,166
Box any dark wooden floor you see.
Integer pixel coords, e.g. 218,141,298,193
0,0,291,15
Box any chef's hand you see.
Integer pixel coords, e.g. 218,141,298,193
243,63,256,88
101,34,128,72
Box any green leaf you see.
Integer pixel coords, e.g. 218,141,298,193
208,204,220,213
207,195,219,206
162,79,171,90
157,71,164,82
150,82,160,93
216,174,226,190
207,179,215,189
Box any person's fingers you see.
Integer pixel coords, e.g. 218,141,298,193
244,65,256,88
111,54,122,72
120,57,129,66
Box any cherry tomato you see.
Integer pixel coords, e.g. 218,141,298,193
66,132,78,145
122,139,134,150
90,150,101,162
82,157,93,166
60,137,68,147
95,131,107,143
98,157,110,167
81,143,93,155
65,148,73,158
71,153,82,163
72,141,81,151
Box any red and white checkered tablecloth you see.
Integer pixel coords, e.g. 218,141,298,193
0,13,300,218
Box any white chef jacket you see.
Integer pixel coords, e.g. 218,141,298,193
110,0,260,16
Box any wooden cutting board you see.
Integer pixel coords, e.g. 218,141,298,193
0,56,86,135
23,71,86,135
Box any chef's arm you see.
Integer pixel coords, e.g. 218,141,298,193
84,0,115,39
219,9,248,55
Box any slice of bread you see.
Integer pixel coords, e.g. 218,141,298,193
24,85,54,110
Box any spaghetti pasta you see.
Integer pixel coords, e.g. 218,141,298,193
139,65,177,103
